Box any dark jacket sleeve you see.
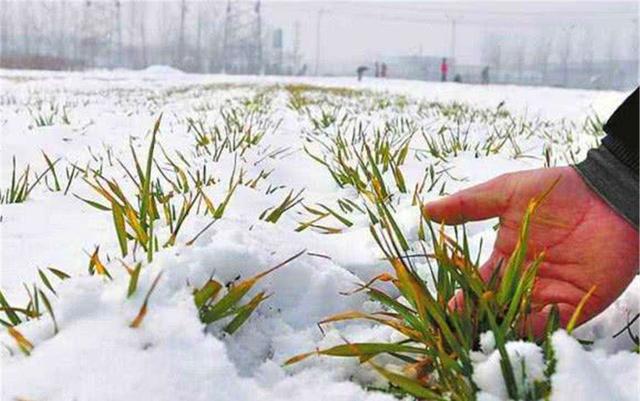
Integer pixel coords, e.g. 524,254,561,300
574,88,639,228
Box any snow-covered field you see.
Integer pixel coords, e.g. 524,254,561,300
0,69,637,401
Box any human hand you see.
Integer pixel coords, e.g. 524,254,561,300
423,167,638,337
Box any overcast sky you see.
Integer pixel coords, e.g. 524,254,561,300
260,1,638,70
2,0,637,77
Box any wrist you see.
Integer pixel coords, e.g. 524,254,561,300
573,145,639,229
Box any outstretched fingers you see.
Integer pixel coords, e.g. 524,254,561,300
423,174,513,225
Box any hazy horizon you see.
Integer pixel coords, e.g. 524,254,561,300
1,1,637,88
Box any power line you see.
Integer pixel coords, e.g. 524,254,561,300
345,3,636,18
303,8,637,28
262,3,637,26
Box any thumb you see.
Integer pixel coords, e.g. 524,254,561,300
423,174,512,225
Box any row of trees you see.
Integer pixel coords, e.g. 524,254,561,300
1,1,636,89
0,1,234,72
480,25,638,89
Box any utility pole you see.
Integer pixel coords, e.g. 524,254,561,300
22,1,32,56
196,6,203,72
140,5,147,67
115,0,123,67
449,16,456,76
129,1,136,67
177,0,187,68
222,0,231,73
58,0,67,60
293,20,300,73
255,0,262,74
77,0,91,64
314,8,325,76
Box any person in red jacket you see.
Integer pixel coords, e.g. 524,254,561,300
440,58,448,82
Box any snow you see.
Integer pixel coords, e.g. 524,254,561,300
551,331,640,401
473,341,546,399
0,68,637,400
142,65,186,75
479,331,496,354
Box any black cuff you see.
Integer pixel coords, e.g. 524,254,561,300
602,134,639,174
573,145,639,229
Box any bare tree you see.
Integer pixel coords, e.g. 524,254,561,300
22,2,32,56
195,4,204,72
177,0,187,67
128,0,136,67
630,21,639,63
207,2,226,73
512,39,526,81
533,32,552,84
579,28,594,79
57,0,68,61
607,31,619,88
115,0,123,67
139,2,148,67
557,28,573,87
482,33,502,72
1,0,9,56
72,2,81,62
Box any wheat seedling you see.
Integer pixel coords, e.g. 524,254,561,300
195,250,305,334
